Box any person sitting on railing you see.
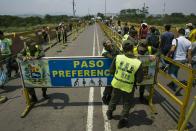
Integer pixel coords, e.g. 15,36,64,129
0,30,17,80
167,28,192,94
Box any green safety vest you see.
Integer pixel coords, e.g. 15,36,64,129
122,34,129,41
24,45,42,58
133,46,152,55
111,55,141,93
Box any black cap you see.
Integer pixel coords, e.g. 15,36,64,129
122,40,134,52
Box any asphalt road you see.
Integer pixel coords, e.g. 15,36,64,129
0,23,195,131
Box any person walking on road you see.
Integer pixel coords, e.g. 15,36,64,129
167,28,192,93
106,40,143,129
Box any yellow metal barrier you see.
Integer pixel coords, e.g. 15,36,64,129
98,22,122,50
180,96,196,131
18,63,33,118
158,56,194,130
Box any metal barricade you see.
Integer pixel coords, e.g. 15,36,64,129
158,56,194,130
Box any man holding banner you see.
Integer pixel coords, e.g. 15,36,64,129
101,39,121,105
106,40,143,129
20,43,49,103
133,40,155,103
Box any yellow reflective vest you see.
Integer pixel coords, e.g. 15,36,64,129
133,46,152,55
111,55,141,93
122,34,129,41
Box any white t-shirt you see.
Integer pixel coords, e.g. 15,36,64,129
172,36,191,60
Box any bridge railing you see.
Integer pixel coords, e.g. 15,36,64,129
98,22,122,50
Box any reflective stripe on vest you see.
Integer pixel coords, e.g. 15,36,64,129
122,34,129,41
133,46,152,55
111,55,141,93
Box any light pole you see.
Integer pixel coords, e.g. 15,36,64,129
105,0,106,17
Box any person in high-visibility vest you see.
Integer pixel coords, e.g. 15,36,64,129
101,39,121,105
20,43,49,103
133,40,155,103
106,40,143,129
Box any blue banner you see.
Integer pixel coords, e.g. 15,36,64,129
20,57,113,88
48,57,113,87
20,56,157,88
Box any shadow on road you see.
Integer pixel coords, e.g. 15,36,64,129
113,110,153,127
153,89,194,129
34,93,70,109
0,85,21,94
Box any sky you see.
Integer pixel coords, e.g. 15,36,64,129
0,0,196,16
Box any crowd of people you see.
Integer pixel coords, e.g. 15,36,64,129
101,20,196,128
0,19,196,128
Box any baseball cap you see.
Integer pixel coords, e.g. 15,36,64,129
186,23,193,27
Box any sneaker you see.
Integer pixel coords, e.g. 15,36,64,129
43,94,50,99
167,82,177,91
31,97,38,103
118,118,128,129
0,96,7,104
106,110,113,120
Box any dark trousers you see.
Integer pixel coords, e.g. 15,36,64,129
103,86,113,96
139,85,145,98
63,33,67,43
108,88,135,118
4,56,17,78
57,34,61,42
28,88,47,100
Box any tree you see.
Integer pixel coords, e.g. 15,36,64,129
141,3,149,17
97,12,105,19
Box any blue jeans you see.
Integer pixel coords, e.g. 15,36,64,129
168,60,186,88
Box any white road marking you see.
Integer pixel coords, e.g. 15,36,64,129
95,25,101,56
96,24,112,131
86,24,96,131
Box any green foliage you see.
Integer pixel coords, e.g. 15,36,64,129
0,15,71,28
97,12,105,19
117,8,196,26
